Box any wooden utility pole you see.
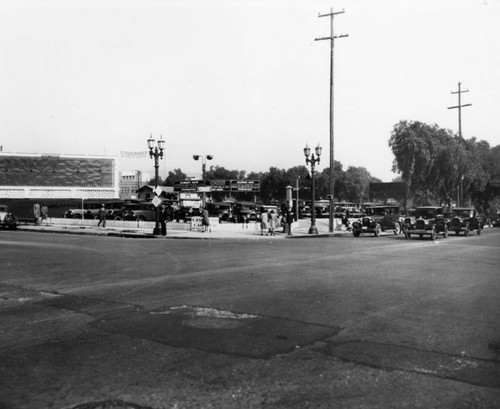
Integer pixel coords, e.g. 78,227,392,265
448,82,472,138
315,8,348,233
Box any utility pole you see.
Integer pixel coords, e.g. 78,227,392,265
315,8,348,233
448,82,472,138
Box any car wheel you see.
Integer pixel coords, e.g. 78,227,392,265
374,223,382,237
393,222,401,235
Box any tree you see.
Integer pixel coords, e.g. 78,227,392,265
342,166,375,203
206,165,240,180
163,168,187,186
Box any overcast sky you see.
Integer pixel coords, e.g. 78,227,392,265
1,0,499,181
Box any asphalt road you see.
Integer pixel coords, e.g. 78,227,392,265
1,228,500,408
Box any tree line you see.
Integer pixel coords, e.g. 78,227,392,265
389,120,500,214
149,119,499,214
152,164,382,205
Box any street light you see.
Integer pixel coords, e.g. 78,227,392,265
147,134,165,235
193,154,213,207
304,143,322,234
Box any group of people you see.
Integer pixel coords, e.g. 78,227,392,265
158,204,211,236
33,202,49,225
260,208,295,236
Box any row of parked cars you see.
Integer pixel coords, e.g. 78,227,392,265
351,204,489,240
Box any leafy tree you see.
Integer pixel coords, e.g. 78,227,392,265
342,166,376,203
163,168,187,186
206,165,240,180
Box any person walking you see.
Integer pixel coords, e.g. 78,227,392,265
33,202,41,225
41,203,49,225
202,207,211,233
97,204,107,228
269,209,278,236
260,208,269,236
159,204,168,236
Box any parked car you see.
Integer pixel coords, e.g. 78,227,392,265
0,204,18,230
404,206,449,240
205,202,232,222
448,207,483,236
352,205,402,237
64,206,96,219
113,202,158,221
233,201,258,223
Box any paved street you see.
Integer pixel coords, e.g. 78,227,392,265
1,228,500,408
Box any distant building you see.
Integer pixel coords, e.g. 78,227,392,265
119,170,143,200
136,185,176,201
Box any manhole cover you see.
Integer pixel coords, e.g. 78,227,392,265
93,305,340,358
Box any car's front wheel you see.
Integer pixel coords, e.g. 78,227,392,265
374,223,382,237
393,222,401,235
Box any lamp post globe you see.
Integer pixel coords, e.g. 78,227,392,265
147,134,165,235
304,143,321,234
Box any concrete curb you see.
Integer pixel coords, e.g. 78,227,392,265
16,223,352,240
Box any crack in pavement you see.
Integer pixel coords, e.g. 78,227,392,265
320,340,500,389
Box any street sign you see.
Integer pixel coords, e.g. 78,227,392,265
152,196,162,207
154,186,163,196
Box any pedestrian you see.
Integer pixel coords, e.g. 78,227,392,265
159,204,168,236
202,207,211,232
41,203,49,225
286,210,294,236
33,202,41,225
260,208,269,236
97,204,107,228
269,209,278,236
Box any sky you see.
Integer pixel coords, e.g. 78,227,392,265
1,0,499,182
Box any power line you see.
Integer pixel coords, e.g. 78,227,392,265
315,8,348,233
448,82,472,138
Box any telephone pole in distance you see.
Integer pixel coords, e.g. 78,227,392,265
448,82,472,138
315,8,348,233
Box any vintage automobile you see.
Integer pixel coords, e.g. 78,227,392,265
352,205,402,237
448,207,483,236
404,206,449,240
113,202,158,221
0,204,18,230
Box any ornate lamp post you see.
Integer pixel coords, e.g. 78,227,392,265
147,134,165,235
304,143,322,234
193,154,213,208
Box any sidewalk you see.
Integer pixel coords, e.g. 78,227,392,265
17,218,351,240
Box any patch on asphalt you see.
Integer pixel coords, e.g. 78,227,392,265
72,400,153,409
93,305,340,358
36,294,143,318
322,341,500,389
